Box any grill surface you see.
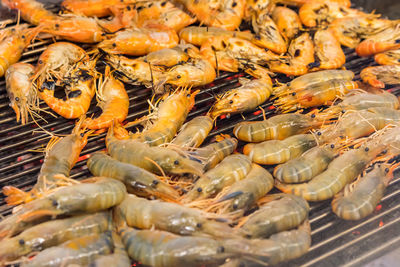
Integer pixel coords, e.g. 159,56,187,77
1,2,400,267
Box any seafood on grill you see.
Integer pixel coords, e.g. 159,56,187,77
0,25,41,77
3,119,92,205
0,177,126,239
114,194,236,238
332,161,400,220
237,193,309,238
360,65,400,88
356,24,400,57
5,63,38,125
243,134,317,165
21,231,113,267
139,44,198,68
1,0,56,25
375,49,400,65
310,28,345,70
171,115,214,148
274,144,338,183
233,113,322,143
82,67,129,130
87,152,179,200
271,6,302,41
0,211,111,263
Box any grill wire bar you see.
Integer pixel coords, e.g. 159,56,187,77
0,7,400,267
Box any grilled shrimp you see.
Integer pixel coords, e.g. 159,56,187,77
233,113,321,143
0,211,111,263
356,23,400,57
182,154,252,203
251,10,287,54
238,193,309,238
87,152,179,199
274,79,359,112
0,25,40,77
0,178,126,239
274,0,351,7
268,32,315,76
213,164,274,213
179,26,253,46
375,49,400,65
61,0,123,17
3,120,91,205
310,28,345,70
139,44,197,68
209,75,273,119
360,65,400,88
119,227,238,267
274,144,337,183
98,24,179,56
299,1,365,28
244,134,317,165
1,0,56,25
5,63,37,125
21,231,113,267
191,136,238,171
115,194,236,238
271,6,302,41
171,116,214,148
106,124,204,176
275,143,386,201
332,162,399,220
82,67,129,130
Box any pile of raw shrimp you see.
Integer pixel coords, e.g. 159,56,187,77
1,0,400,265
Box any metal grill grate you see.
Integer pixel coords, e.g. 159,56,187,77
0,6,400,267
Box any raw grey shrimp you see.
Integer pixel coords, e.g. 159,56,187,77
332,162,400,220
179,26,253,47
243,134,318,165
114,194,236,238
171,116,214,148
238,193,309,238
233,113,321,143
360,65,400,88
3,119,92,205
274,144,338,184
275,142,387,201
0,211,111,264
182,154,252,203
375,49,400,65
106,124,204,176
5,63,37,125
87,152,179,200
0,177,126,239
190,136,238,171
21,231,113,267
212,164,274,213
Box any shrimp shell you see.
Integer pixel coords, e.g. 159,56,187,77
271,6,302,40
171,116,214,148
375,49,400,65
311,28,346,70
356,25,400,57
360,65,400,88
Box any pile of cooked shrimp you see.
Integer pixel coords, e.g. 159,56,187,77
1,0,400,265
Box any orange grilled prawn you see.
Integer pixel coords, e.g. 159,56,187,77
310,28,345,70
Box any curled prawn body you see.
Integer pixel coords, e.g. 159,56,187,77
182,154,252,203
0,211,111,263
0,25,40,77
87,152,179,200
139,44,198,68
356,25,400,57
360,65,400,88
209,76,273,119
82,68,129,130
239,193,309,238
171,116,214,148
115,194,236,238
179,26,253,47
21,231,113,267
332,162,398,220
5,63,37,125
1,0,56,25
271,6,302,41
275,143,386,201
3,121,91,205
311,28,345,70
375,49,400,65
0,177,126,239
274,144,337,184
233,113,321,143
244,134,317,165
98,24,179,56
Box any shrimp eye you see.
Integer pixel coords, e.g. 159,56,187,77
161,1,167,6
317,131,322,136
187,93,191,97
52,199,58,207
126,5,131,10
176,75,181,79
385,168,390,173
197,187,202,192
292,92,296,96
330,144,335,149
80,133,85,137
311,114,316,118
395,39,400,44
229,100,234,104
364,147,369,152
19,239,25,245
38,60,43,64
152,179,159,185
15,97,20,101
217,246,225,253
55,24,59,28
21,35,25,39
232,204,238,210
196,223,202,228
254,34,261,40
232,1,237,7
112,43,117,47
382,149,387,154
174,160,179,165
